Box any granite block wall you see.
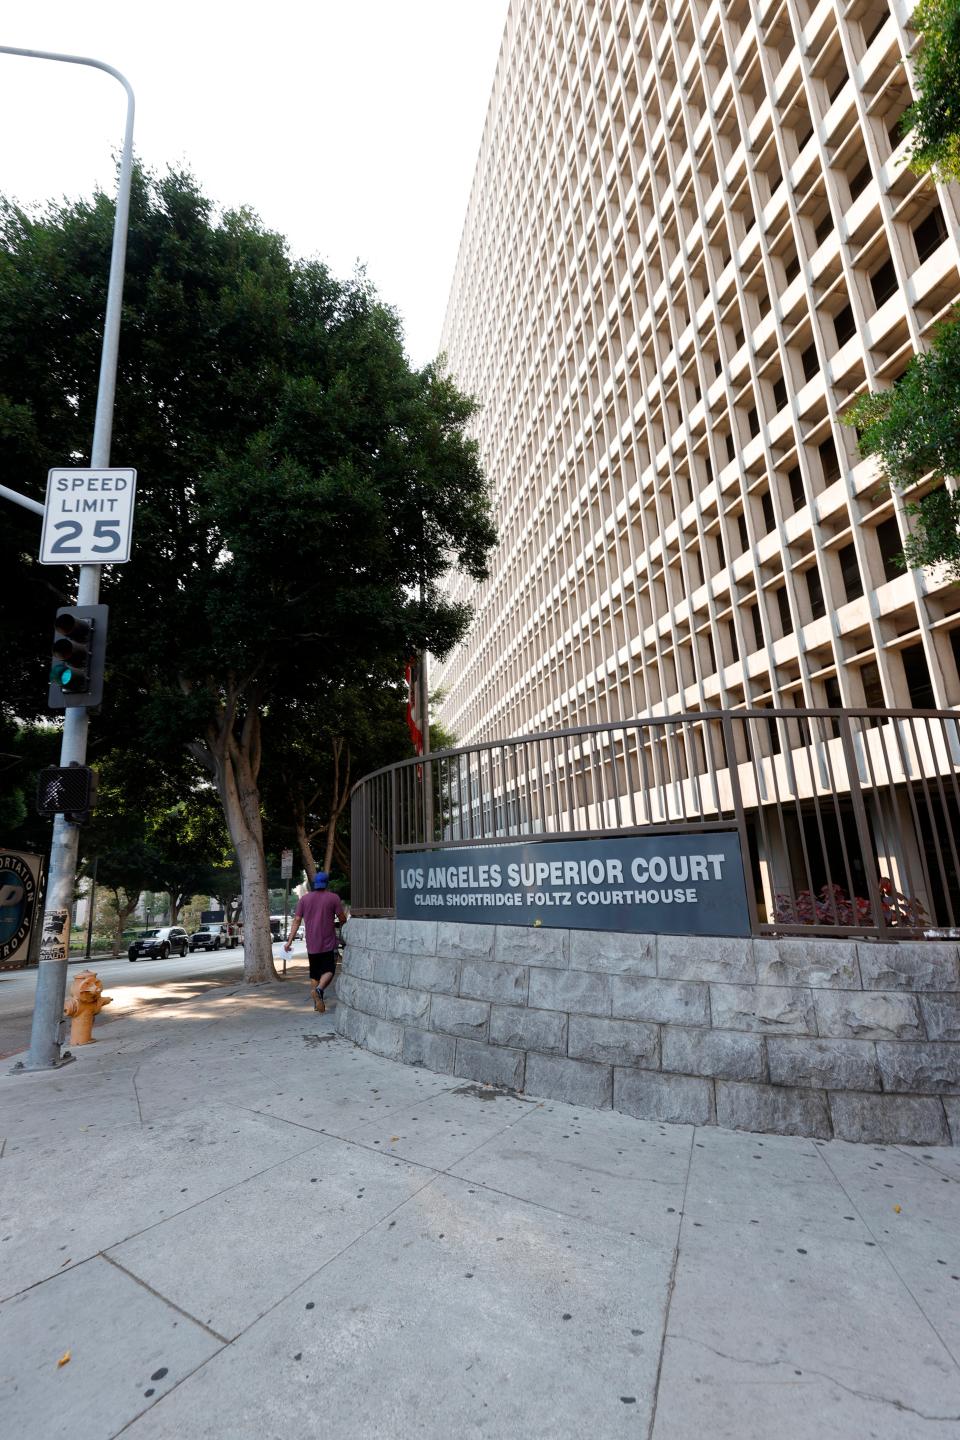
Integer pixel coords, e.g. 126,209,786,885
334,918,960,1145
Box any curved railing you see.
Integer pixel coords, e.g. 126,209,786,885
350,707,960,939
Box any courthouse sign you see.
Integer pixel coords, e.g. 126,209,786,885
395,832,750,936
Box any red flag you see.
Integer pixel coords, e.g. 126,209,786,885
405,657,423,755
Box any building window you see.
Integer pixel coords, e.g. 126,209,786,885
747,405,760,437
849,160,872,199
749,603,763,650
725,433,736,463
870,257,898,307
901,643,935,708
860,659,885,708
865,12,888,45
875,516,903,583
806,567,826,620
824,674,842,708
838,543,863,601
801,342,819,380
761,488,775,532
828,63,849,104
773,375,787,409
788,466,805,510
913,205,948,263
784,251,800,283
818,436,841,484
775,584,791,633
814,210,834,245
738,514,750,552
834,302,855,345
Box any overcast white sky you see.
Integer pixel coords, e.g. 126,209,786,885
0,1,509,367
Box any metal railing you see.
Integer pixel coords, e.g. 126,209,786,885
350,708,960,939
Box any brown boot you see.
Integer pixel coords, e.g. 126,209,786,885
314,993,325,1013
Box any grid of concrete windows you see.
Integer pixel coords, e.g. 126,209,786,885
435,0,960,747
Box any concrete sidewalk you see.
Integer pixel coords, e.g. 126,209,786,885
1,967,959,1440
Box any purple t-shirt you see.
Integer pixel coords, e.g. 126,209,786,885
294,890,343,953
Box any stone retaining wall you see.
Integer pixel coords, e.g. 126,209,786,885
335,918,960,1145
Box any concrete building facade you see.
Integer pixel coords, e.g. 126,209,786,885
436,0,960,746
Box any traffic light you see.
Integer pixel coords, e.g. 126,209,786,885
36,763,99,823
48,604,108,709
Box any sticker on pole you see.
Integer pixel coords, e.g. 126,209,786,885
39,468,137,565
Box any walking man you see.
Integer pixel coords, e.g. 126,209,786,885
284,872,347,1012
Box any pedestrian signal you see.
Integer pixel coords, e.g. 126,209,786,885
36,763,99,822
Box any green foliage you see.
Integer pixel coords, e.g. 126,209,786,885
902,0,960,182
259,669,413,872
0,163,496,967
0,717,61,850
0,163,495,739
844,309,960,576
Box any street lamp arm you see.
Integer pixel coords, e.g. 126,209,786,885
0,44,135,480
0,45,134,100
0,481,44,516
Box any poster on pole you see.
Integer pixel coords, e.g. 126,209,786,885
40,468,137,565
280,849,294,880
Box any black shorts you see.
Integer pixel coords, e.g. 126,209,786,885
308,949,337,981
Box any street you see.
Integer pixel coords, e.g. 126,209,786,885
0,941,308,1061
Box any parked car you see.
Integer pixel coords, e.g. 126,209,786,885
189,922,240,952
128,926,190,962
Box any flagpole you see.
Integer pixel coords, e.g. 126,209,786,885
419,647,433,843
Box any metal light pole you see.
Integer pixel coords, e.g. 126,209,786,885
1,46,136,1070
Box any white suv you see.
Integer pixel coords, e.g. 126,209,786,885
189,922,240,952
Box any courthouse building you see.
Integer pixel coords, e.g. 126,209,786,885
435,0,960,745
342,0,960,1135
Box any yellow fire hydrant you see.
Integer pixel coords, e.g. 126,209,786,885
63,969,113,1045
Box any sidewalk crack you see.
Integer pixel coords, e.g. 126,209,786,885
131,1065,144,1126
646,1124,695,1440
672,1335,960,1422
101,1252,229,1343
814,1145,960,1373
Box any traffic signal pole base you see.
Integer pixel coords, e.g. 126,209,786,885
11,1050,75,1074
25,802,84,1070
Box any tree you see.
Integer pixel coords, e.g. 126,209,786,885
902,0,960,183
843,1,960,573
148,789,234,924
261,672,414,884
0,718,61,854
844,315,960,577
0,165,496,981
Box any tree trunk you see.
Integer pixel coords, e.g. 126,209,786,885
194,693,275,983
322,738,351,873
323,819,337,873
110,888,140,957
296,822,317,883
170,893,180,925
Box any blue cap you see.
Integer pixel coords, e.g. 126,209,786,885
313,872,329,890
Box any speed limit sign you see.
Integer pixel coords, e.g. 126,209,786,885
39,468,137,565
